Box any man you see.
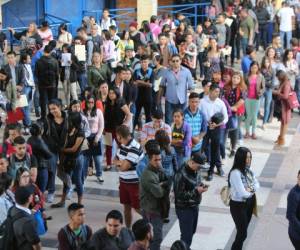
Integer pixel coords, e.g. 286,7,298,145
109,25,121,46
254,1,270,50
140,109,171,147
133,55,154,129
0,156,9,174
158,54,194,125
10,185,41,250
277,1,295,49
140,145,170,250
199,80,212,99
100,8,117,31
200,84,228,181
91,24,103,53
215,13,231,49
182,33,197,79
89,16,101,35
0,22,7,67
35,44,59,119
286,170,300,249
129,22,146,51
8,136,37,182
121,45,140,70
174,154,208,248
239,8,255,55
58,203,92,250
241,45,256,76
158,33,177,67
112,65,131,105
4,51,25,86
184,92,207,156
128,219,153,250
91,210,134,250
114,125,144,228
77,27,94,67
271,33,284,59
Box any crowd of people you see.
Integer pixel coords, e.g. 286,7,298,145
0,0,299,249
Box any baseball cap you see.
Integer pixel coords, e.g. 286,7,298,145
191,153,206,165
125,45,134,51
15,185,35,205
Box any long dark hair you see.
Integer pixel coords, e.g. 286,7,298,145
14,167,30,189
155,129,171,154
283,49,293,67
83,95,97,117
108,86,121,105
68,111,82,131
230,147,252,175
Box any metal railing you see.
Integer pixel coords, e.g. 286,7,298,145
83,3,210,30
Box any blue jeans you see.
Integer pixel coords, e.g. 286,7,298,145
36,168,48,193
241,37,249,56
143,211,163,250
33,87,40,116
219,127,226,159
48,153,58,195
280,31,292,49
22,86,33,127
294,78,300,106
263,88,273,124
176,206,199,248
267,22,274,45
78,72,87,93
70,154,84,196
165,101,186,125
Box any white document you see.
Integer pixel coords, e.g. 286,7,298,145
154,77,162,92
61,53,71,66
103,132,113,146
16,94,28,108
75,45,86,61
224,18,233,27
221,46,232,56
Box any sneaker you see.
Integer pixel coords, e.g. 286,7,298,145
23,127,30,136
207,173,213,181
201,162,210,170
47,193,55,203
238,139,244,146
229,150,235,158
66,188,73,200
50,201,65,208
218,167,225,177
97,176,104,183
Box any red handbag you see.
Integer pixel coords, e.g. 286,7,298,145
287,91,300,109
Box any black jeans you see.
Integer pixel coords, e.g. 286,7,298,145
230,196,255,250
176,206,199,249
257,24,268,50
39,87,57,119
134,98,152,128
197,52,205,78
225,128,238,152
289,233,300,250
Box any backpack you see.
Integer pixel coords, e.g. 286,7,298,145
63,224,90,250
0,207,27,250
9,153,31,178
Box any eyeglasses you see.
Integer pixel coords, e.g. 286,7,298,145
21,174,30,178
172,60,180,63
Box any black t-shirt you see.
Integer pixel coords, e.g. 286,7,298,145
10,153,38,169
0,32,6,52
104,99,126,129
92,35,103,53
133,68,154,101
65,129,85,158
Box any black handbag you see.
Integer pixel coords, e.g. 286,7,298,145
87,133,102,156
211,112,224,124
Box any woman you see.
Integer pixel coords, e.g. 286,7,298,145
81,86,104,112
140,20,154,44
57,23,72,49
0,69,16,114
96,81,109,110
175,22,188,46
0,173,14,224
155,129,177,179
104,87,131,170
52,112,85,207
261,57,275,129
102,30,116,66
149,15,161,41
83,95,104,182
124,67,138,123
244,61,265,139
60,44,80,106
202,17,218,37
273,71,292,146
195,24,208,80
171,109,192,168
43,99,68,203
229,147,259,250
283,49,299,90
223,72,247,157
152,54,166,113
27,122,53,194
38,21,53,47
20,53,35,132
9,22,43,53
203,37,224,81
87,51,112,88
13,167,45,215
118,30,134,60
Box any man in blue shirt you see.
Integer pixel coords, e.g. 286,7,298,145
158,54,194,125
184,92,207,155
241,45,256,76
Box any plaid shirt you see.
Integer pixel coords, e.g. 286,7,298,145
184,107,207,152
141,121,172,142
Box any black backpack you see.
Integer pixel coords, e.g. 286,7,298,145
0,207,26,250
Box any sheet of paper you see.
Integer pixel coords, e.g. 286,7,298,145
224,18,233,27
16,94,28,108
220,46,232,56
75,45,86,61
154,77,162,92
61,53,71,66
103,132,113,146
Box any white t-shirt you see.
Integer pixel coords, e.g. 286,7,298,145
277,7,295,32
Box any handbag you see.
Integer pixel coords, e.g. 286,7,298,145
220,185,231,206
87,134,102,156
287,91,300,109
34,210,47,236
226,115,238,131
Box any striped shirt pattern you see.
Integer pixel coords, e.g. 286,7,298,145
117,139,144,183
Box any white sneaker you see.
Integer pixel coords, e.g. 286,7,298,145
97,176,104,183
238,139,244,146
67,188,73,200
47,193,55,203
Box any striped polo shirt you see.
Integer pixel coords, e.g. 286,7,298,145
117,138,144,183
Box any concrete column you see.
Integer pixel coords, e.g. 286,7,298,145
137,0,157,27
